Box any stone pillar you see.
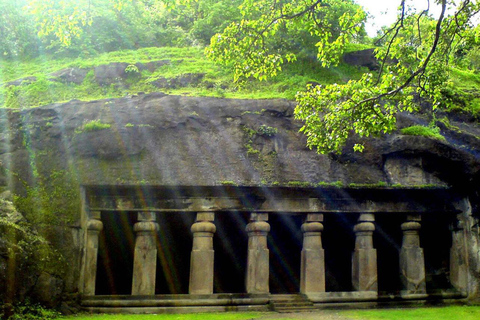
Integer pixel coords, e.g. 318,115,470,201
450,214,468,294
132,212,159,296
300,214,325,294
400,215,426,296
189,212,216,294
352,214,378,292
83,211,103,295
246,213,270,294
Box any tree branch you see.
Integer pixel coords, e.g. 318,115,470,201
360,0,447,107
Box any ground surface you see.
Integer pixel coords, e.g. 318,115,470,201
60,306,480,320
254,311,353,319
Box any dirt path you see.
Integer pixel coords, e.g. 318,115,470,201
252,311,355,320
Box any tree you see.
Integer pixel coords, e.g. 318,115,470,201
22,0,244,56
207,0,480,153
206,0,366,81
0,0,40,58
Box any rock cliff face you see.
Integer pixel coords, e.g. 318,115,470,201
1,93,478,190
0,93,479,306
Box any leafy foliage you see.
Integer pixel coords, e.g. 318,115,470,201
206,0,366,81
0,0,40,58
207,0,480,153
6,300,60,320
0,0,245,58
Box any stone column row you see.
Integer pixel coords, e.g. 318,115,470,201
83,211,430,296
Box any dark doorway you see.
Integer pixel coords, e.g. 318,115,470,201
421,212,454,292
155,212,195,294
375,213,404,295
213,211,249,293
96,211,136,295
268,213,303,293
323,213,356,292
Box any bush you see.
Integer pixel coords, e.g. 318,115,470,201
4,300,60,320
76,119,111,133
400,125,446,141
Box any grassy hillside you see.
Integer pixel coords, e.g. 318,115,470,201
1,45,479,123
0,46,367,109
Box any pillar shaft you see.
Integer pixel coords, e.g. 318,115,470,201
83,212,103,295
132,212,159,296
400,215,426,296
450,215,468,293
300,214,325,294
352,214,377,292
246,213,270,294
189,212,216,294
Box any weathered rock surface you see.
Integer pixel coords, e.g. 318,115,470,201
94,60,170,86
49,68,89,84
3,76,37,87
342,48,379,70
150,73,206,89
0,93,478,191
1,60,172,89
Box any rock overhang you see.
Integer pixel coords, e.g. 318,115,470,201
0,93,478,197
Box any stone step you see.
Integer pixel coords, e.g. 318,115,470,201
270,294,315,313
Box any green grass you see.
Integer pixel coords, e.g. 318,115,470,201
60,313,261,320
341,305,480,320
0,46,368,109
446,67,480,118
55,306,480,320
76,120,112,133
400,125,446,142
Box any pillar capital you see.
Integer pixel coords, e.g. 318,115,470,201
191,221,216,234
246,220,270,234
134,221,159,233
353,222,375,233
301,221,324,233
138,211,156,222
196,212,215,222
401,221,421,232
87,219,103,231
89,210,101,220
250,212,268,221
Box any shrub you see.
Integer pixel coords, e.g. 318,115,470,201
75,119,111,133
400,125,446,141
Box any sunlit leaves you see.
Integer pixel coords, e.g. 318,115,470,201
210,0,480,154
206,0,366,81
26,0,137,47
28,0,94,46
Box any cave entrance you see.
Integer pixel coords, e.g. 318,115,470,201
96,211,136,295
268,213,303,294
422,212,455,292
213,211,249,293
375,213,404,295
323,213,356,292
155,212,195,294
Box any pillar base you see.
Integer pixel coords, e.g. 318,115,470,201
400,247,426,294
189,249,215,294
352,249,377,292
246,248,270,294
300,248,325,294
